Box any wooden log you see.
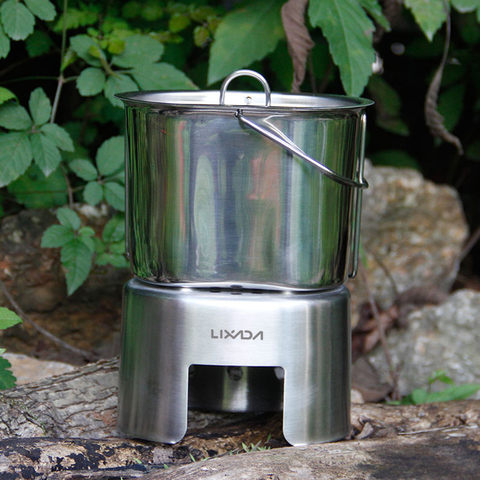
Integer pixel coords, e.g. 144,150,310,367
0,358,479,479
142,424,480,480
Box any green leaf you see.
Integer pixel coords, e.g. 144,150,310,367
466,140,480,161
70,34,103,67
96,252,128,268
69,159,98,181
79,226,95,237
169,12,191,33
0,23,10,58
207,0,285,85
24,0,56,21
25,30,52,57
0,307,22,330
79,235,95,253
132,63,198,90
426,384,480,403
103,182,125,211
0,133,33,187
102,215,125,242
438,83,466,132
360,0,390,30
83,181,103,205
104,73,138,107
76,67,106,96
0,356,17,390
0,87,16,105
193,25,211,48
41,224,75,248
411,388,429,405
309,0,376,96
368,75,409,136
30,132,61,176
428,370,455,386
109,240,125,255
404,0,447,41
112,34,164,68
107,170,125,185
0,0,35,41
451,0,480,13
61,238,93,295
0,104,32,130
7,164,67,208
61,48,77,72
29,88,52,126
40,123,74,152
370,150,421,170
57,206,81,230
96,136,124,176
94,237,106,254
53,8,99,32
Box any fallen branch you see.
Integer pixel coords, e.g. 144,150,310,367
0,278,96,362
0,357,479,479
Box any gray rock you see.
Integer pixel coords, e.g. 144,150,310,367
348,161,469,323
3,353,76,385
369,289,480,398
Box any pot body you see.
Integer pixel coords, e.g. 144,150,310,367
120,90,370,290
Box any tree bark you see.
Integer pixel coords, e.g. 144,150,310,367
1,358,479,479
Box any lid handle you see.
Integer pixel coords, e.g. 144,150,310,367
219,70,271,106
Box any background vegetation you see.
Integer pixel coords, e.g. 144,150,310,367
0,0,479,296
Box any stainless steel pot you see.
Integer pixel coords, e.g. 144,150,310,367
117,70,372,290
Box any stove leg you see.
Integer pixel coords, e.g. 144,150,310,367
118,356,190,443
282,363,350,446
282,302,351,446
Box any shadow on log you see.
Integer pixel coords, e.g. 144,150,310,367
1,358,480,479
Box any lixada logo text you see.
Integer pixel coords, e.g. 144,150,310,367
211,329,264,340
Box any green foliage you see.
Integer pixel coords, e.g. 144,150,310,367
405,0,447,41
42,208,127,295
0,88,73,186
207,0,285,85
0,307,22,390
391,370,480,405
367,75,409,136
69,31,196,107
69,136,125,210
7,164,68,208
308,0,377,97
0,0,479,294
0,87,16,104
370,150,421,170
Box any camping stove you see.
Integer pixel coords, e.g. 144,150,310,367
116,70,371,446
118,279,351,445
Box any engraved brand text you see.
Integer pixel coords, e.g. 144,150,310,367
211,329,264,340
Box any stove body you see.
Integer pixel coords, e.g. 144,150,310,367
118,279,351,446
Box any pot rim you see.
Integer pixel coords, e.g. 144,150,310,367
115,90,374,112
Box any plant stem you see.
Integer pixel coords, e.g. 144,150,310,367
50,0,69,124
50,74,64,124
60,163,75,207
359,261,400,400
60,0,69,71
0,278,96,361
457,225,480,266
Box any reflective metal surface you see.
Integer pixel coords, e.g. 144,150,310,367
118,279,351,446
117,76,371,290
188,365,284,412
